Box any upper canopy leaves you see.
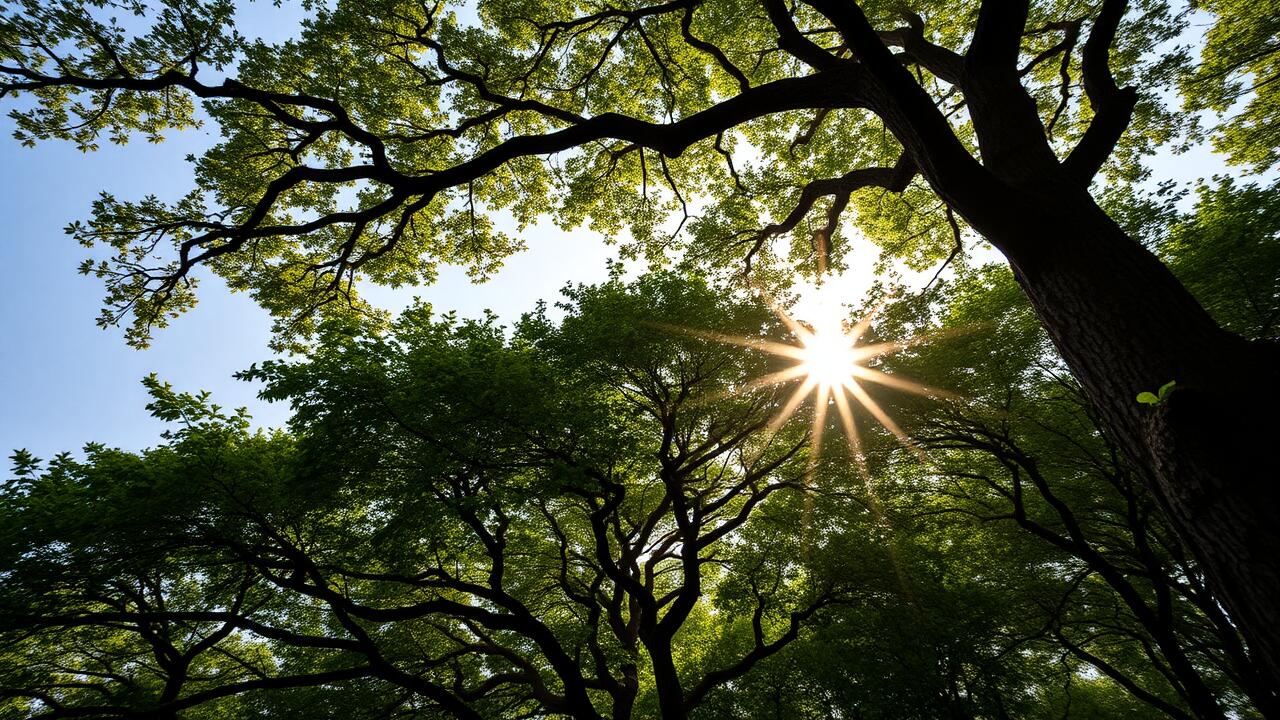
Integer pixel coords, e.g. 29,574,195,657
0,0,1215,348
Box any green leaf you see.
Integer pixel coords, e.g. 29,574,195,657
1158,380,1177,400
1137,392,1160,405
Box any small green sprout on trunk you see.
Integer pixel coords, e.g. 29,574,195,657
1137,381,1177,405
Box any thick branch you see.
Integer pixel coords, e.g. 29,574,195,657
761,0,846,71
800,0,1002,230
966,0,1029,70
1062,0,1137,185
877,11,964,85
741,154,916,269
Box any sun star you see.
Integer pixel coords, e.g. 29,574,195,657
801,322,859,388
670,286,965,587
695,290,955,476
663,285,961,572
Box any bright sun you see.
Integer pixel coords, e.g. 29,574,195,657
689,283,955,478
667,281,960,556
800,322,859,388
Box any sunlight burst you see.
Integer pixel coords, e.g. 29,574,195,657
800,323,859,388
690,283,957,606
667,283,960,601
701,286,956,479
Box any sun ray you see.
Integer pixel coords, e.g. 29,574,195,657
845,300,884,346
801,383,831,556
850,364,962,400
737,365,811,393
849,340,911,363
850,326,980,364
844,378,933,467
831,386,869,482
651,324,809,360
757,288,815,343
769,376,818,433
679,364,810,412
660,285,958,484
809,383,830,465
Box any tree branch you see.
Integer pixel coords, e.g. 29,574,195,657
1062,0,1137,185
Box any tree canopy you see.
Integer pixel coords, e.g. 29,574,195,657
4,247,1278,717
0,0,1248,345
3,0,1280,716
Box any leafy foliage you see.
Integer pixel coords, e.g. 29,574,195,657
1158,178,1280,340
4,1,1280,717
3,268,1275,718
1,0,1191,347
1181,0,1280,172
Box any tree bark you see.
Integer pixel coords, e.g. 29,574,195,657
968,184,1280,707
644,638,689,720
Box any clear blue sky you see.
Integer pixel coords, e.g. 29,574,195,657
0,113,617,459
0,2,1227,461
0,2,616,460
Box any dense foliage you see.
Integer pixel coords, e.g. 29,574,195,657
3,0,1280,717
5,184,1278,716
0,0,1267,344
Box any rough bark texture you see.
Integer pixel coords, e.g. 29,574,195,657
970,186,1280,707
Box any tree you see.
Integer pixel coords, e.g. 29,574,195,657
4,269,1273,718
0,275,858,720
886,266,1276,719
1157,177,1280,340
1179,0,1280,172
3,0,1279,689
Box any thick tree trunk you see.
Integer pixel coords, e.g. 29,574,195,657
645,640,689,720
975,187,1280,708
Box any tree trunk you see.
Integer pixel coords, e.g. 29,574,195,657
973,185,1280,707
644,637,689,720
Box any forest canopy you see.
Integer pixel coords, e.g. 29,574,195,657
4,234,1279,717
3,0,1280,717
2,0,1266,345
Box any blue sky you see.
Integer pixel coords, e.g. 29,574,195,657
0,2,1228,461
0,2,622,460
0,110,618,460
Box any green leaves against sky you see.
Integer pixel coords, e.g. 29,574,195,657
2,0,1279,718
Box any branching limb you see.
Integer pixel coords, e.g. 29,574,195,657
1063,0,1138,184
878,11,964,85
682,584,838,711
741,154,916,271
761,0,847,71
681,4,751,92
966,0,1030,71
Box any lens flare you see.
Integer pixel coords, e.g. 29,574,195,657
684,283,956,612
690,287,956,478
800,323,858,388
